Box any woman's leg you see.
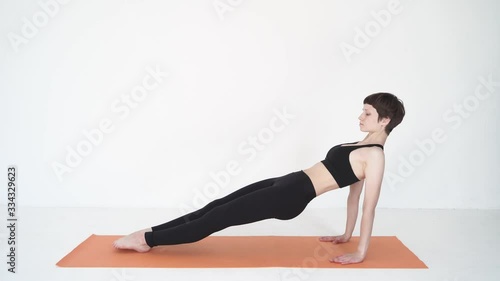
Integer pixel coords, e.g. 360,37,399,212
113,174,283,252
144,171,317,247
150,176,281,231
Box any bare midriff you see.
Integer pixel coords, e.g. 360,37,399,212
302,162,340,196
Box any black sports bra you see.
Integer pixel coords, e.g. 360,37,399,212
321,141,384,188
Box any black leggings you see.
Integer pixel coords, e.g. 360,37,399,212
144,170,317,247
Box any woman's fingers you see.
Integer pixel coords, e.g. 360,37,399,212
319,236,344,242
330,253,364,265
318,236,334,241
330,255,343,263
331,254,349,263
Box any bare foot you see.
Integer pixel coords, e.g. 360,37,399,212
113,228,152,253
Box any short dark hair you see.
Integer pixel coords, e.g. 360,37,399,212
363,92,405,136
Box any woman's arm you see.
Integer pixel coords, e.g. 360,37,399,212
345,179,364,238
330,149,385,264
319,179,364,243
357,150,384,255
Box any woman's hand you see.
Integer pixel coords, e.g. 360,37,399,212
329,251,365,265
318,234,350,244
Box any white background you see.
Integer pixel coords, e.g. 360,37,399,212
1,0,499,211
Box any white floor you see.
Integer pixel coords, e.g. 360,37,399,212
0,207,498,281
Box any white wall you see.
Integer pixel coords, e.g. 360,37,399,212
0,0,499,211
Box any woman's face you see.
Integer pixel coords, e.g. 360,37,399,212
358,104,383,132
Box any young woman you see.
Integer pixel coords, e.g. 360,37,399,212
113,92,405,265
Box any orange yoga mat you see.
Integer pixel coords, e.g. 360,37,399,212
56,235,427,268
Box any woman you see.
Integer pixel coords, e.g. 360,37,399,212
113,92,405,265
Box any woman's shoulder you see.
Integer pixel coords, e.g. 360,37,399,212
364,147,385,165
